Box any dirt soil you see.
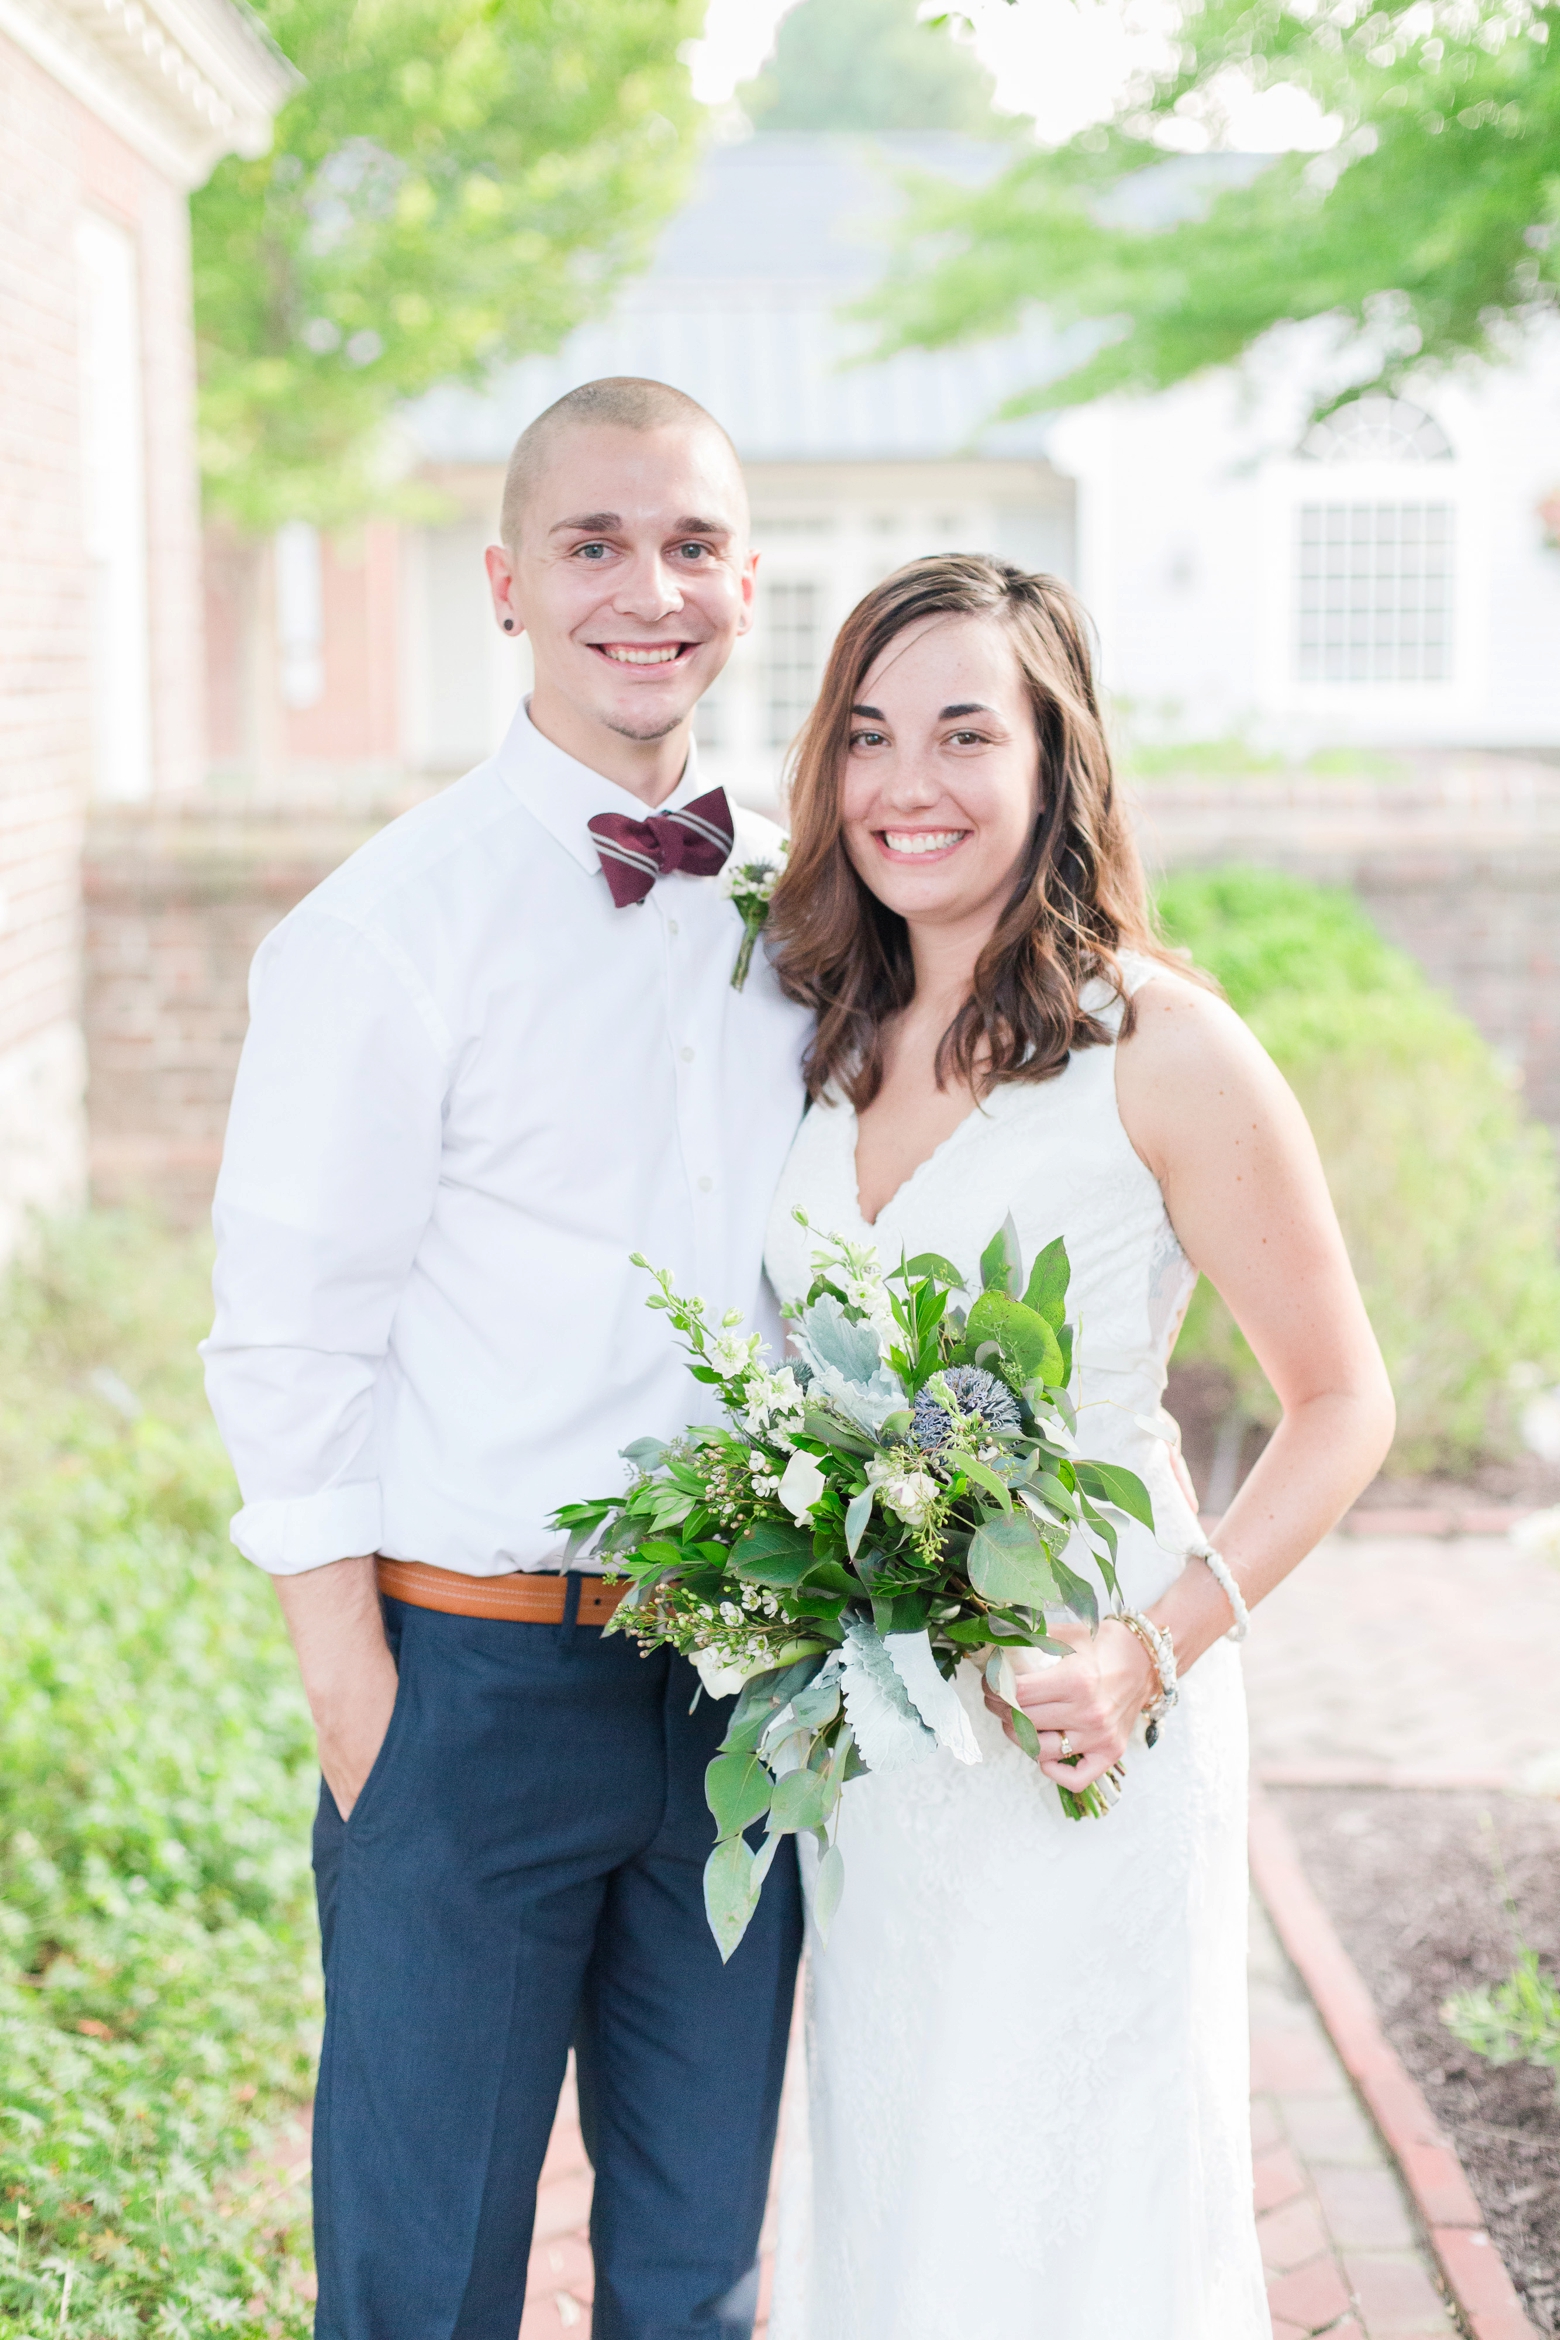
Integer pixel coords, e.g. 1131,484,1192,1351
1275,1787,1560,2335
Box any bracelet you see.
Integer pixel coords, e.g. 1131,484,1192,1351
1112,1608,1179,1748
1194,1544,1249,1641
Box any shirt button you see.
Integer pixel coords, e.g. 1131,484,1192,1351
667,918,679,936
698,1175,714,1193
680,1045,694,1063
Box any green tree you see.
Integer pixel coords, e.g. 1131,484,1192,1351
193,0,703,531
863,0,1560,412
740,0,999,134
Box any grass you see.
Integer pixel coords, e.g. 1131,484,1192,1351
0,1214,318,2335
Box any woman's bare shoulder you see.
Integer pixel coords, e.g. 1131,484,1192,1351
1116,961,1301,1173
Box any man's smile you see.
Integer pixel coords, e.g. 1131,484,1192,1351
589,641,698,668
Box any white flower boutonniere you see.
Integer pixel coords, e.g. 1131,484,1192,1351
719,839,788,991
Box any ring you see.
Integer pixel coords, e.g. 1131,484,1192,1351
1058,1732,1074,1760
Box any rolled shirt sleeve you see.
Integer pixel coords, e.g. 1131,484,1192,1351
202,907,447,1574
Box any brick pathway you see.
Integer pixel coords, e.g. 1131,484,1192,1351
511,1528,1560,2335
1244,1530,1560,1792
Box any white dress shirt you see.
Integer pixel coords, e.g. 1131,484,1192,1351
202,703,811,1576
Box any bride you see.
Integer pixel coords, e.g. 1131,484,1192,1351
759,554,1394,2340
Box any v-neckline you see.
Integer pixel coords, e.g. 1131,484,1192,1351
848,1092,991,1229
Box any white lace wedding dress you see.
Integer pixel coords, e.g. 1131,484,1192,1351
762,957,1269,2340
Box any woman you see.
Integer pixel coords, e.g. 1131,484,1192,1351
760,555,1394,2340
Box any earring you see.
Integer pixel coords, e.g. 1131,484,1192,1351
503,618,515,632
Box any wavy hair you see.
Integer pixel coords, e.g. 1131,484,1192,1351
768,554,1173,1107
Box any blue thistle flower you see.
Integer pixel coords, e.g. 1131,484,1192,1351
910,1365,1022,1451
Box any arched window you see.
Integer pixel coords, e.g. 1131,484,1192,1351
1298,397,1453,464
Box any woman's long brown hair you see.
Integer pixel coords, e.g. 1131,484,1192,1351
768,554,1174,1109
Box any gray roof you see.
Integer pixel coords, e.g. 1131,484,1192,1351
404,133,1080,467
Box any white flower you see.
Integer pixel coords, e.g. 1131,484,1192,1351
694,1646,765,1700
778,1448,828,1526
866,1454,939,1529
741,1365,807,1449
710,1329,761,1379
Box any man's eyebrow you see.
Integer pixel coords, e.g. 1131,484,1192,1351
551,511,622,535
671,516,731,536
849,703,886,720
941,702,993,718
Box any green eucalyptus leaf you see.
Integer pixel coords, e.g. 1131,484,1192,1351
960,1456,1013,1510
1021,1236,1071,1329
965,1291,1065,1390
1074,1462,1156,1532
901,1251,967,1289
979,1214,1024,1298
844,1485,875,1557
1049,1553,1100,1630
968,1516,1063,1609
705,1750,774,1840
730,1519,822,1585
703,1836,760,1963
812,1843,846,1942
770,1767,832,1834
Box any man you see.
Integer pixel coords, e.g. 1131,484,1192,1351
203,378,808,2340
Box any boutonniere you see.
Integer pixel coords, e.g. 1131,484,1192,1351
720,839,788,991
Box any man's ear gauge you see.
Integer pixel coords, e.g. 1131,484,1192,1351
503,618,515,632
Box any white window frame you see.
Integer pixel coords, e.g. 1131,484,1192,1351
1260,451,1490,729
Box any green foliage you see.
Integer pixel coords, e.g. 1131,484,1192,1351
1158,869,1560,1470
0,1216,319,2333
865,0,1560,410
193,0,703,530
1444,1948,1560,2094
739,0,999,134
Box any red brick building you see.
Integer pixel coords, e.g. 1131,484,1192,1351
0,0,291,1255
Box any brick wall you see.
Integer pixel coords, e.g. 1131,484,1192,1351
0,31,209,1253
82,756,1560,1224
1132,760,1560,1128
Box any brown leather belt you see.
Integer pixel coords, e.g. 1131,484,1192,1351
376,1557,628,1625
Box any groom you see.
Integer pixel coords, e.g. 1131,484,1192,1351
203,378,809,2339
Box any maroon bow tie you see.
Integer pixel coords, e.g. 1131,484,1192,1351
588,787,735,908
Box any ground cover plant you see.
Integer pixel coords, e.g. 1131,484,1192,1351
1157,868,1560,1473
0,1215,318,2334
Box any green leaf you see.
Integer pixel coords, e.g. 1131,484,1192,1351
1049,1554,1100,1630
968,1516,1063,1609
812,1843,845,1943
730,1519,823,1585
1074,1462,1156,1533
979,1214,1023,1297
901,1251,967,1289
965,1291,1064,1390
844,1485,875,1557
802,1407,878,1457
959,1456,1013,1510
1021,1236,1071,1330
703,1836,760,1964
705,1750,774,1840
769,1767,833,1834
1008,1702,1041,1762
619,1437,669,1471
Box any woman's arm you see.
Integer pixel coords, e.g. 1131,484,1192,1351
988,970,1395,1786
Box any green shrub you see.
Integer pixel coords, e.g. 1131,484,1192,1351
0,1215,318,2334
1156,869,1560,1473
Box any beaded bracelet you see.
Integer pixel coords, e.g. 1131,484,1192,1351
1194,1544,1250,1642
1113,1608,1179,1748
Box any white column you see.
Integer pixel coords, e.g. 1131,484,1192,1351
76,213,153,801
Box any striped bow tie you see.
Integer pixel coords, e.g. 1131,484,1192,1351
588,787,735,908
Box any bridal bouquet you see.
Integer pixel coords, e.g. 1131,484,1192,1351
553,1216,1155,1958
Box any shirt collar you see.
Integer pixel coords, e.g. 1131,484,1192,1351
496,698,704,876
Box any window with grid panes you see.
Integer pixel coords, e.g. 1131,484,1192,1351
1296,502,1454,684
764,579,823,747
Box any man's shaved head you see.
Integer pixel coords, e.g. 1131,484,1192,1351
500,377,742,547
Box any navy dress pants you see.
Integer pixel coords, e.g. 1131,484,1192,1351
311,1594,802,2340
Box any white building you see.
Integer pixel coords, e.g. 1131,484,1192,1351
215,130,1560,811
